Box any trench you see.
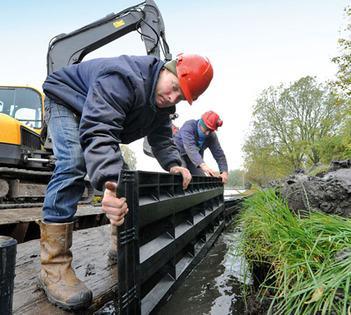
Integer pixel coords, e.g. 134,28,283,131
95,225,252,315
155,228,247,315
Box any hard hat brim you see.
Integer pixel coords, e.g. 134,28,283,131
179,76,193,105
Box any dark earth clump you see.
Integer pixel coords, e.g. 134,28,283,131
280,159,351,217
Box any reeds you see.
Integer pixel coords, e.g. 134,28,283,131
236,189,351,314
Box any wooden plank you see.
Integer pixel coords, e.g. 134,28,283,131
0,205,103,226
13,224,118,315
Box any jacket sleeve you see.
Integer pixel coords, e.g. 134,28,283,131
147,115,182,170
181,122,204,167
208,133,228,173
79,74,133,191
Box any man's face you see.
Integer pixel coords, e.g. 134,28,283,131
199,124,212,136
155,69,185,108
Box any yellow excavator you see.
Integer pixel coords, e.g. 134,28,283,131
0,0,171,207
0,85,54,207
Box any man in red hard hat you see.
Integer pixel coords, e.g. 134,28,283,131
39,53,213,310
174,110,228,184
164,54,213,104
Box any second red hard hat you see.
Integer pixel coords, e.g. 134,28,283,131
201,111,223,131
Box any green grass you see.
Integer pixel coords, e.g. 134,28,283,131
235,189,351,315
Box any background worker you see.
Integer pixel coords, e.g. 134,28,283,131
39,53,213,310
174,110,228,184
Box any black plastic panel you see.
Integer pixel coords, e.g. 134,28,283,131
116,171,226,315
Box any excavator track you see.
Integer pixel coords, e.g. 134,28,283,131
0,166,95,209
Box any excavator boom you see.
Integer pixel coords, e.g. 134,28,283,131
47,0,171,74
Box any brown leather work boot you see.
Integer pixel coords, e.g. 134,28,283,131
108,224,118,264
38,221,92,310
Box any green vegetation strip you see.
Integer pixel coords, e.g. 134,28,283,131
237,189,351,315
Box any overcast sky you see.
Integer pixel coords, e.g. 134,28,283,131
1,0,349,172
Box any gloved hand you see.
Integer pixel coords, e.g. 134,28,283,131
102,181,129,226
199,163,217,177
219,172,228,184
169,166,192,189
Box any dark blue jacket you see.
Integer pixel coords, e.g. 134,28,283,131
43,55,181,190
174,119,228,172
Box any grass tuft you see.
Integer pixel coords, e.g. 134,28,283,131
235,189,351,314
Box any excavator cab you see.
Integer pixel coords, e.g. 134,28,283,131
0,86,43,131
0,86,45,166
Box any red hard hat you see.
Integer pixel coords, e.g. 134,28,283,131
201,111,223,131
176,54,213,105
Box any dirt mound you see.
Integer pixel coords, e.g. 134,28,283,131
281,160,351,217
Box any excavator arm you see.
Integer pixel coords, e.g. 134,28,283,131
47,0,171,75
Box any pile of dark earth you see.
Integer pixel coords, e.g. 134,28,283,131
279,159,351,217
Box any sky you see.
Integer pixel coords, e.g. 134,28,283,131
1,0,349,173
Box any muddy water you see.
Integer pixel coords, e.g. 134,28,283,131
95,228,248,315
155,229,247,315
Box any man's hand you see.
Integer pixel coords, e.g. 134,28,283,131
169,166,192,189
219,172,229,184
199,163,217,177
102,181,128,226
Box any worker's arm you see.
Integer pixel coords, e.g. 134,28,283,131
180,121,204,167
147,114,182,169
79,74,133,225
147,114,191,189
207,133,229,183
79,74,132,190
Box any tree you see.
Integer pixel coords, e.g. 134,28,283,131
243,139,293,186
315,133,351,163
330,5,351,162
332,6,351,98
120,144,137,170
243,76,346,185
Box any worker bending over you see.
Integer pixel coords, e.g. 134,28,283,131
39,54,213,310
174,110,228,184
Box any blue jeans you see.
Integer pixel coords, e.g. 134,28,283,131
43,99,87,222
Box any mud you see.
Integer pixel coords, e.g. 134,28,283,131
281,160,351,217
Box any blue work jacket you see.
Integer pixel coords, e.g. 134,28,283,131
174,119,228,173
43,55,181,190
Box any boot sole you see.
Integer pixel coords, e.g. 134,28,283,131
38,277,91,311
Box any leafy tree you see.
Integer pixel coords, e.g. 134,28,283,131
243,134,294,186
332,6,351,98
330,5,351,162
316,135,351,163
243,76,346,185
120,144,137,170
